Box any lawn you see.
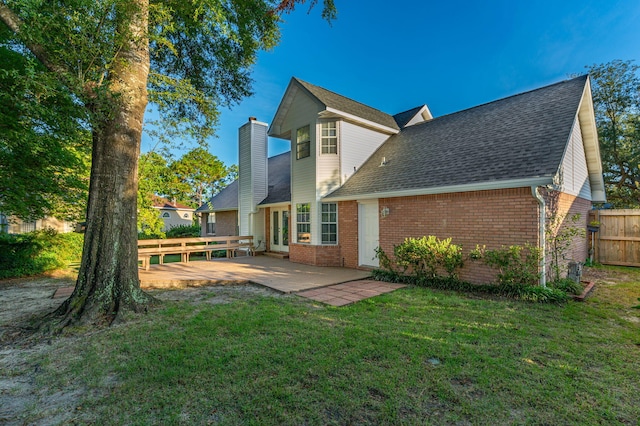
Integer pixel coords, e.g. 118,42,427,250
18,266,640,424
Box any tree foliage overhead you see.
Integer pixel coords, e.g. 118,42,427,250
0,0,335,327
0,24,90,221
588,60,640,207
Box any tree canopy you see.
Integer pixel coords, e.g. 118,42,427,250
0,24,90,221
0,0,335,328
588,60,640,207
137,148,235,237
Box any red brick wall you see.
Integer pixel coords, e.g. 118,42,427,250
214,210,238,236
338,201,359,268
287,188,591,283
544,190,591,278
289,243,342,266
376,188,541,283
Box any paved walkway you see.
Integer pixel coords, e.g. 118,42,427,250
54,257,407,305
139,255,371,293
297,280,406,306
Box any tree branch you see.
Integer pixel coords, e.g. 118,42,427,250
0,2,69,76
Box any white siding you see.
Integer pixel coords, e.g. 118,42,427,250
238,120,268,235
340,121,390,184
286,90,322,245
316,120,341,198
558,119,591,200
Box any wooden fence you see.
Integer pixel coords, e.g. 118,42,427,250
590,209,640,267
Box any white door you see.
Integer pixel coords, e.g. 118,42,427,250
271,208,290,253
358,200,379,267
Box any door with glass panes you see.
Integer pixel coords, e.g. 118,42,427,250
271,207,289,252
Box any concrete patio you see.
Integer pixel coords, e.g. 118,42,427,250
139,255,372,293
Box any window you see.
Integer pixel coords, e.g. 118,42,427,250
321,203,337,244
296,203,311,243
296,125,310,159
321,122,337,154
162,212,170,218
183,213,189,218
20,221,36,233
0,214,7,234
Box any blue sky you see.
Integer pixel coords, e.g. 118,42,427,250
141,0,640,166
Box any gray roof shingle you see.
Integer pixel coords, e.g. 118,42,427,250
393,106,425,128
196,180,238,212
259,151,291,205
295,78,400,131
197,152,291,212
326,75,587,199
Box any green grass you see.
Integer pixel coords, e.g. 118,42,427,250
32,266,640,425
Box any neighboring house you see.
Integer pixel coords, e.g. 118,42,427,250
152,197,195,232
0,213,75,234
198,75,605,284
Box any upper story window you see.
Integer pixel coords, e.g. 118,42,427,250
296,125,310,160
321,122,337,154
162,212,170,218
183,213,189,218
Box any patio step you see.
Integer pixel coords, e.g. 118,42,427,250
263,251,289,259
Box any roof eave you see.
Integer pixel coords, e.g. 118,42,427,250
323,107,399,134
578,76,607,203
322,177,554,202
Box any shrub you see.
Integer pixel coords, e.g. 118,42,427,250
548,278,583,295
479,244,541,287
0,229,84,279
390,236,464,279
166,224,201,238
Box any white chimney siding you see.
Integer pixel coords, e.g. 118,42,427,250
238,118,269,237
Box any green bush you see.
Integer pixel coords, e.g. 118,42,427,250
478,244,541,287
371,269,570,304
548,278,583,295
165,224,201,238
0,229,84,279
390,236,464,279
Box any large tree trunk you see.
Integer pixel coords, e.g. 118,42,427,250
53,0,154,328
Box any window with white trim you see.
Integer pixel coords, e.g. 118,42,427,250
321,121,337,154
321,203,337,244
296,203,311,243
296,125,310,159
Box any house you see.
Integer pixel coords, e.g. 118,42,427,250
0,212,75,234
198,75,605,284
152,197,195,232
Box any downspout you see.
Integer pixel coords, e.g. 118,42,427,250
531,186,546,288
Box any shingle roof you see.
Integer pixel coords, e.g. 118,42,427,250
295,78,400,131
152,196,194,210
259,152,291,205
326,75,588,199
393,106,425,128
196,180,238,212
196,152,291,212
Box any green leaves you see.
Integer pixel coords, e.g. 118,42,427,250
588,60,640,207
0,36,90,221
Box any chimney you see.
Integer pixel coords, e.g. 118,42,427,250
238,117,268,236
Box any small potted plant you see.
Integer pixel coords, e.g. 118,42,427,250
587,220,601,233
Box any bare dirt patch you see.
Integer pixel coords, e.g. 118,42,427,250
0,276,284,425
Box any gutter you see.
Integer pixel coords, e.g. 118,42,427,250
532,186,546,287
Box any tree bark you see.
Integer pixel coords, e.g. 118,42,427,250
53,0,155,328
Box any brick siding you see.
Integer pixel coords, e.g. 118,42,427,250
214,210,238,236
286,188,591,284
